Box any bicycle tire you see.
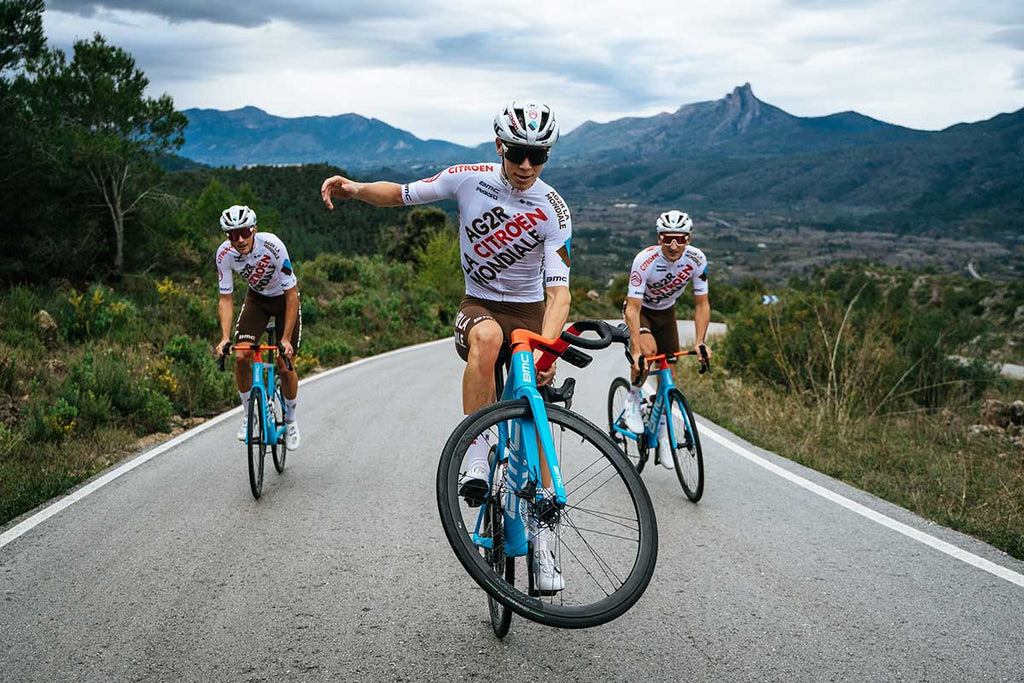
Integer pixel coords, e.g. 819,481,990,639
270,378,287,474
667,389,703,502
607,377,643,470
484,483,514,638
247,391,266,499
437,399,658,629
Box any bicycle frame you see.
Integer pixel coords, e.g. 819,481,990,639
470,329,576,559
611,355,686,451
242,345,287,448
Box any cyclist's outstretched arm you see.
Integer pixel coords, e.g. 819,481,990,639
694,292,712,358
321,176,403,209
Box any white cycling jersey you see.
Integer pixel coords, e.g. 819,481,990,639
216,232,297,297
402,163,571,303
626,245,708,310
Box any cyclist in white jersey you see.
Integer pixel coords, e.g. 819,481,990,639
619,210,711,465
321,101,570,591
215,205,302,450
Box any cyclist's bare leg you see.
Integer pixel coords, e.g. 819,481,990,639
463,319,502,414
275,357,298,400
233,349,254,392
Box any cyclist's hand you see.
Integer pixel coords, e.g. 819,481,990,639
280,340,294,358
631,346,643,374
216,339,231,358
321,175,357,210
695,343,712,361
535,349,556,387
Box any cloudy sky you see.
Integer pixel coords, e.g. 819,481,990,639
43,0,1024,146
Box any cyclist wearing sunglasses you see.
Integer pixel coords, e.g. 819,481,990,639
618,210,711,461
321,100,571,590
215,205,302,450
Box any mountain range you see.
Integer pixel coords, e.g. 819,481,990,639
179,85,1024,233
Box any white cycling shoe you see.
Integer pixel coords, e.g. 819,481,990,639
617,398,644,433
658,433,675,469
533,549,565,593
285,422,300,450
236,420,247,442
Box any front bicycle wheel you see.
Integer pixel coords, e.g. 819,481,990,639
270,379,287,474
247,391,266,499
438,399,658,630
607,377,643,470
667,389,703,502
484,455,514,638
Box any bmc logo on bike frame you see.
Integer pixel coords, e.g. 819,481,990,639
518,354,534,385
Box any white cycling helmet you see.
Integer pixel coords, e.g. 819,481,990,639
219,205,257,232
493,100,559,148
656,210,693,234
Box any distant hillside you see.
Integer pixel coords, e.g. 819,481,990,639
556,84,928,162
178,86,1023,235
181,106,471,168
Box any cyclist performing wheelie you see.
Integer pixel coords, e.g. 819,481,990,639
214,205,302,452
321,101,572,595
618,210,711,465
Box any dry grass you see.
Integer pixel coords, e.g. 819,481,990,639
679,364,1024,560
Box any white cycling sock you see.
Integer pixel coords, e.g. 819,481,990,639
628,385,641,403
658,413,668,439
239,390,250,411
467,416,491,471
284,397,297,423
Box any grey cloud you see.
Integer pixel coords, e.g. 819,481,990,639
48,0,423,28
990,27,1024,50
1015,65,1024,89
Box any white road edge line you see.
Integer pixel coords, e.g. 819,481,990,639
0,337,451,551
698,420,1024,589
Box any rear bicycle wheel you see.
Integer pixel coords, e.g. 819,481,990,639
667,389,703,502
438,400,658,630
607,377,643,470
270,379,287,474
247,391,266,499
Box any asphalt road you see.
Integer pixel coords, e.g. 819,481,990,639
2,325,1023,682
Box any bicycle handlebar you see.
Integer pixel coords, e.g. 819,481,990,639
633,344,712,382
527,319,631,373
217,343,294,372
559,320,613,350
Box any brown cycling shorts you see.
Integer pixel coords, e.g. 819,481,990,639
624,303,679,356
235,289,302,351
454,295,545,361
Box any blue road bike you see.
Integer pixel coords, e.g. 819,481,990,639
608,349,710,502
437,320,658,635
220,338,291,499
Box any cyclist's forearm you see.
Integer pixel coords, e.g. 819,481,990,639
624,298,643,355
281,287,299,341
541,285,571,340
353,181,404,207
217,296,234,341
694,295,710,345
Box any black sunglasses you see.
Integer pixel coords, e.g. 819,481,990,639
502,143,550,166
226,227,254,241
